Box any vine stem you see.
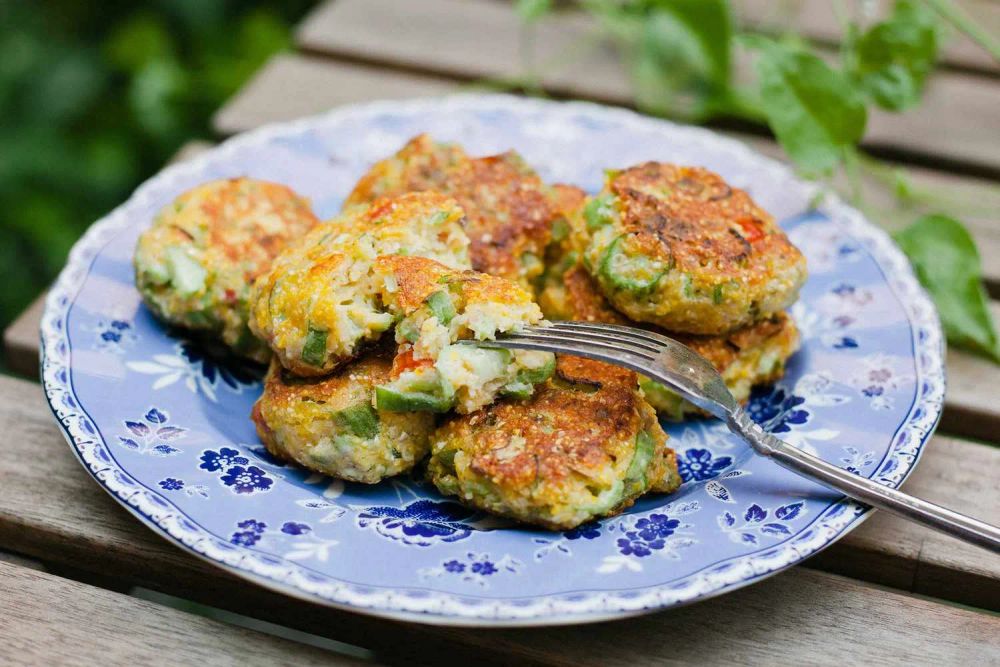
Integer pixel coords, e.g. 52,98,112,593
921,0,1000,63
843,147,864,207
855,152,1000,216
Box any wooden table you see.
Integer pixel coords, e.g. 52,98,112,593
3,2,999,664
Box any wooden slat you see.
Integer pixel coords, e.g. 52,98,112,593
0,560,363,666
0,375,995,622
213,54,454,132
3,292,44,378
213,55,455,136
296,0,632,102
296,0,1000,175
0,550,44,571
734,0,1000,75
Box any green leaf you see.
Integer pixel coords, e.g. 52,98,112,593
895,214,1000,362
645,0,731,86
750,39,867,175
514,0,552,22
633,0,733,117
850,0,938,111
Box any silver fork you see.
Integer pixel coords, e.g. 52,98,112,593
466,320,1000,554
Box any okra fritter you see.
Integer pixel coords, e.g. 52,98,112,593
248,192,471,376
579,163,807,335
134,178,320,362
373,255,554,415
251,345,434,484
547,264,799,420
427,355,680,531
345,134,559,289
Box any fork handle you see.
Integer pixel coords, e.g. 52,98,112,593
727,409,1000,554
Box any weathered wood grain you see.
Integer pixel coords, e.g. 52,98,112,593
210,53,1000,295
296,0,1000,174
734,0,1000,75
3,292,44,378
0,551,44,571
806,434,1000,609
0,560,364,666
213,55,454,135
0,374,995,625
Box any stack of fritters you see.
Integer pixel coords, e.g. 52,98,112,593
246,189,557,487
538,163,805,419
132,135,805,530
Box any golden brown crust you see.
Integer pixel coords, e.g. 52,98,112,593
611,163,800,283
558,259,795,378
255,348,394,414
562,265,629,324
550,183,588,220
442,356,642,489
187,178,318,284
654,447,682,494
248,191,469,376
251,342,436,484
374,256,454,314
580,162,807,334
345,135,558,285
448,153,556,281
375,255,533,315
344,134,468,206
673,312,793,375
134,177,319,361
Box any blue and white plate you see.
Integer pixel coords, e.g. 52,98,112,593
41,95,944,626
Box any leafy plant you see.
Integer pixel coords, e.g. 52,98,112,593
515,0,1000,361
748,36,868,175
0,1,313,367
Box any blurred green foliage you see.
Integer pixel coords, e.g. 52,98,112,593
0,0,314,337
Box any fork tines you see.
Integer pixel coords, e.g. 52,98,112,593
467,322,664,375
